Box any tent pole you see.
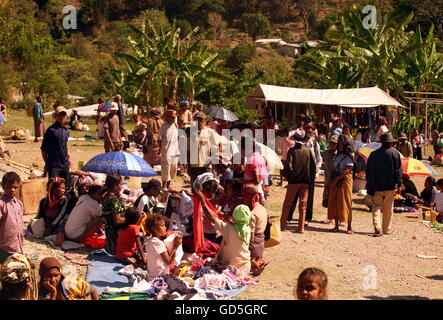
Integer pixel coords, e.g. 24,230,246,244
424,102,427,158
409,100,412,139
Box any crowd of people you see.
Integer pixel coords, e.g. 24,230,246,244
0,94,441,301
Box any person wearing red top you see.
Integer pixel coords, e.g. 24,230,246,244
115,208,146,267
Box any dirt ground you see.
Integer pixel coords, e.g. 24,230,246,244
4,129,443,300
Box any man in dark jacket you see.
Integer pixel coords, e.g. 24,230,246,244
366,132,403,237
280,128,317,233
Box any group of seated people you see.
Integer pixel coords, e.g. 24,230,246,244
395,175,443,222
27,169,270,283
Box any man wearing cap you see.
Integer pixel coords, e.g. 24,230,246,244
280,128,317,233
177,100,193,129
366,132,403,237
114,94,128,140
188,112,221,185
103,102,122,153
396,132,413,158
159,110,180,189
41,106,70,180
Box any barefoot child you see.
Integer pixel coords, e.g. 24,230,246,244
145,213,182,280
295,267,328,300
0,172,24,264
115,208,147,267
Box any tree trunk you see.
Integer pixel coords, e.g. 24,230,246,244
172,76,179,104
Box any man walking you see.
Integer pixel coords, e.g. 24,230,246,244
33,96,46,142
366,132,403,237
41,106,70,180
396,133,413,158
159,110,180,189
280,128,316,233
103,102,122,153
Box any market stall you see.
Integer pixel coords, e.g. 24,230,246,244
246,84,405,135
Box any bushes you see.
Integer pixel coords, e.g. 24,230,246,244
240,13,272,40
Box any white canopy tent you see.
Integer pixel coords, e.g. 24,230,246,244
246,84,404,108
43,104,100,117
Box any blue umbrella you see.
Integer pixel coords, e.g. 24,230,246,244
82,151,157,177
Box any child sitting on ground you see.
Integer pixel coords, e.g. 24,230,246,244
295,267,328,300
115,208,147,267
38,257,99,300
0,172,24,264
145,213,182,280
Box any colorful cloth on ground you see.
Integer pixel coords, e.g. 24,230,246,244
62,277,92,300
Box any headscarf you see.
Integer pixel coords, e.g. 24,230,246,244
193,172,219,191
62,277,91,300
232,205,251,244
46,177,65,209
338,134,355,157
242,184,259,210
0,253,38,300
38,257,63,280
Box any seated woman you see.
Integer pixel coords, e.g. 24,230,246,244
217,179,243,217
0,253,37,300
32,178,77,246
134,179,162,215
194,191,252,274
38,257,99,300
414,177,437,211
101,174,126,255
64,185,105,243
399,173,419,207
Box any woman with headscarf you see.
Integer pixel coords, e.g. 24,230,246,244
243,184,268,276
0,253,37,300
143,108,164,166
327,135,355,234
195,187,252,273
375,116,389,142
37,257,98,300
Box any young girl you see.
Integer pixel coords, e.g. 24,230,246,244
38,257,99,300
145,214,182,280
115,208,146,267
295,267,328,300
101,174,126,255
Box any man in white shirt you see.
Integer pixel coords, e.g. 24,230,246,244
188,111,221,186
159,110,180,189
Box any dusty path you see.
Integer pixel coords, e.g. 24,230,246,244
7,139,443,300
